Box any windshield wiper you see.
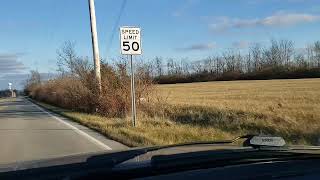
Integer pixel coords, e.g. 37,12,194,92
139,134,254,153
139,134,290,154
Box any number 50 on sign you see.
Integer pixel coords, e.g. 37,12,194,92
120,27,142,55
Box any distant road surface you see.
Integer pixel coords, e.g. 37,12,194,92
0,97,127,164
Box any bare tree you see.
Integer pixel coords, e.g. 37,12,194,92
57,41,77,74
314,41,320,67
28,70,41,85
191,61,203,74
263,39,294,69
250,43,263,71
294,53,308,69
204,56,215,74
56,41,92,79
167,58,175,75
306,44,315,68
154,57,163,77
215,57,225,75
181,58,190,75
235,52,243,72
244,52,252,73
264,39,281,68
279,39,294,68
173,60,183,75
24,70,41,95
223,50,237,72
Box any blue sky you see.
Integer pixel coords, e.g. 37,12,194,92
1,0,320,89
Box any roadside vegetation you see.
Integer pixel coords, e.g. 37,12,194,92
25,42,153,117
24,40,320,147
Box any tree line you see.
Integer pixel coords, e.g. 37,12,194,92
141,39,320,84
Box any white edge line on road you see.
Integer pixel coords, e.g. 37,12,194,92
27,99,112,150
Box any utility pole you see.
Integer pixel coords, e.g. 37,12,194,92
88,0,102,92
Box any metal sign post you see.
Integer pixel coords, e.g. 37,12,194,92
130,55,137,127
120,26,142,127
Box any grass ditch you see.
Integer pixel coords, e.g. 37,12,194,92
28,97,319,147
28,98,235,147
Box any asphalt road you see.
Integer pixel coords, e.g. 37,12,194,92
0,97,127,164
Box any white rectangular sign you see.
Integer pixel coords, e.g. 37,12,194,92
120,27,142,55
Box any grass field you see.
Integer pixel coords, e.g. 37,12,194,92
157,78,320,124
155,78,320,145
34,78,320,147
0,98,12,110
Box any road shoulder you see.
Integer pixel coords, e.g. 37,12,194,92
25,97,128,150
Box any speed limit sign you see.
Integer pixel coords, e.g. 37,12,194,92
119,26,142,127
120,27,142,55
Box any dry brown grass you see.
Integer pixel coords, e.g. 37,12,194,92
156,79,320,121
64,112,233,147
35,101,233,147
0,98,13,102
155,78,320,145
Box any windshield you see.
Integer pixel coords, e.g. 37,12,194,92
0,0,319,167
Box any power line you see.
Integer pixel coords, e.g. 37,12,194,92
106,0,127,56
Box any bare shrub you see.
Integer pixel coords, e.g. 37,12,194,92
97,62,153,117
98,63,131,117
135,62,154,104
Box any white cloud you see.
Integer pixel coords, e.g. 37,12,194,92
0,53,27,74
232,41,251,49
0,73,56,90
210,13,320,32
172,0,198,17
262,13,320,26
248,0,316,5
176,43,217,51
0,53,29,89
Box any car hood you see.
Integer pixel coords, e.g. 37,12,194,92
1,144,320,173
